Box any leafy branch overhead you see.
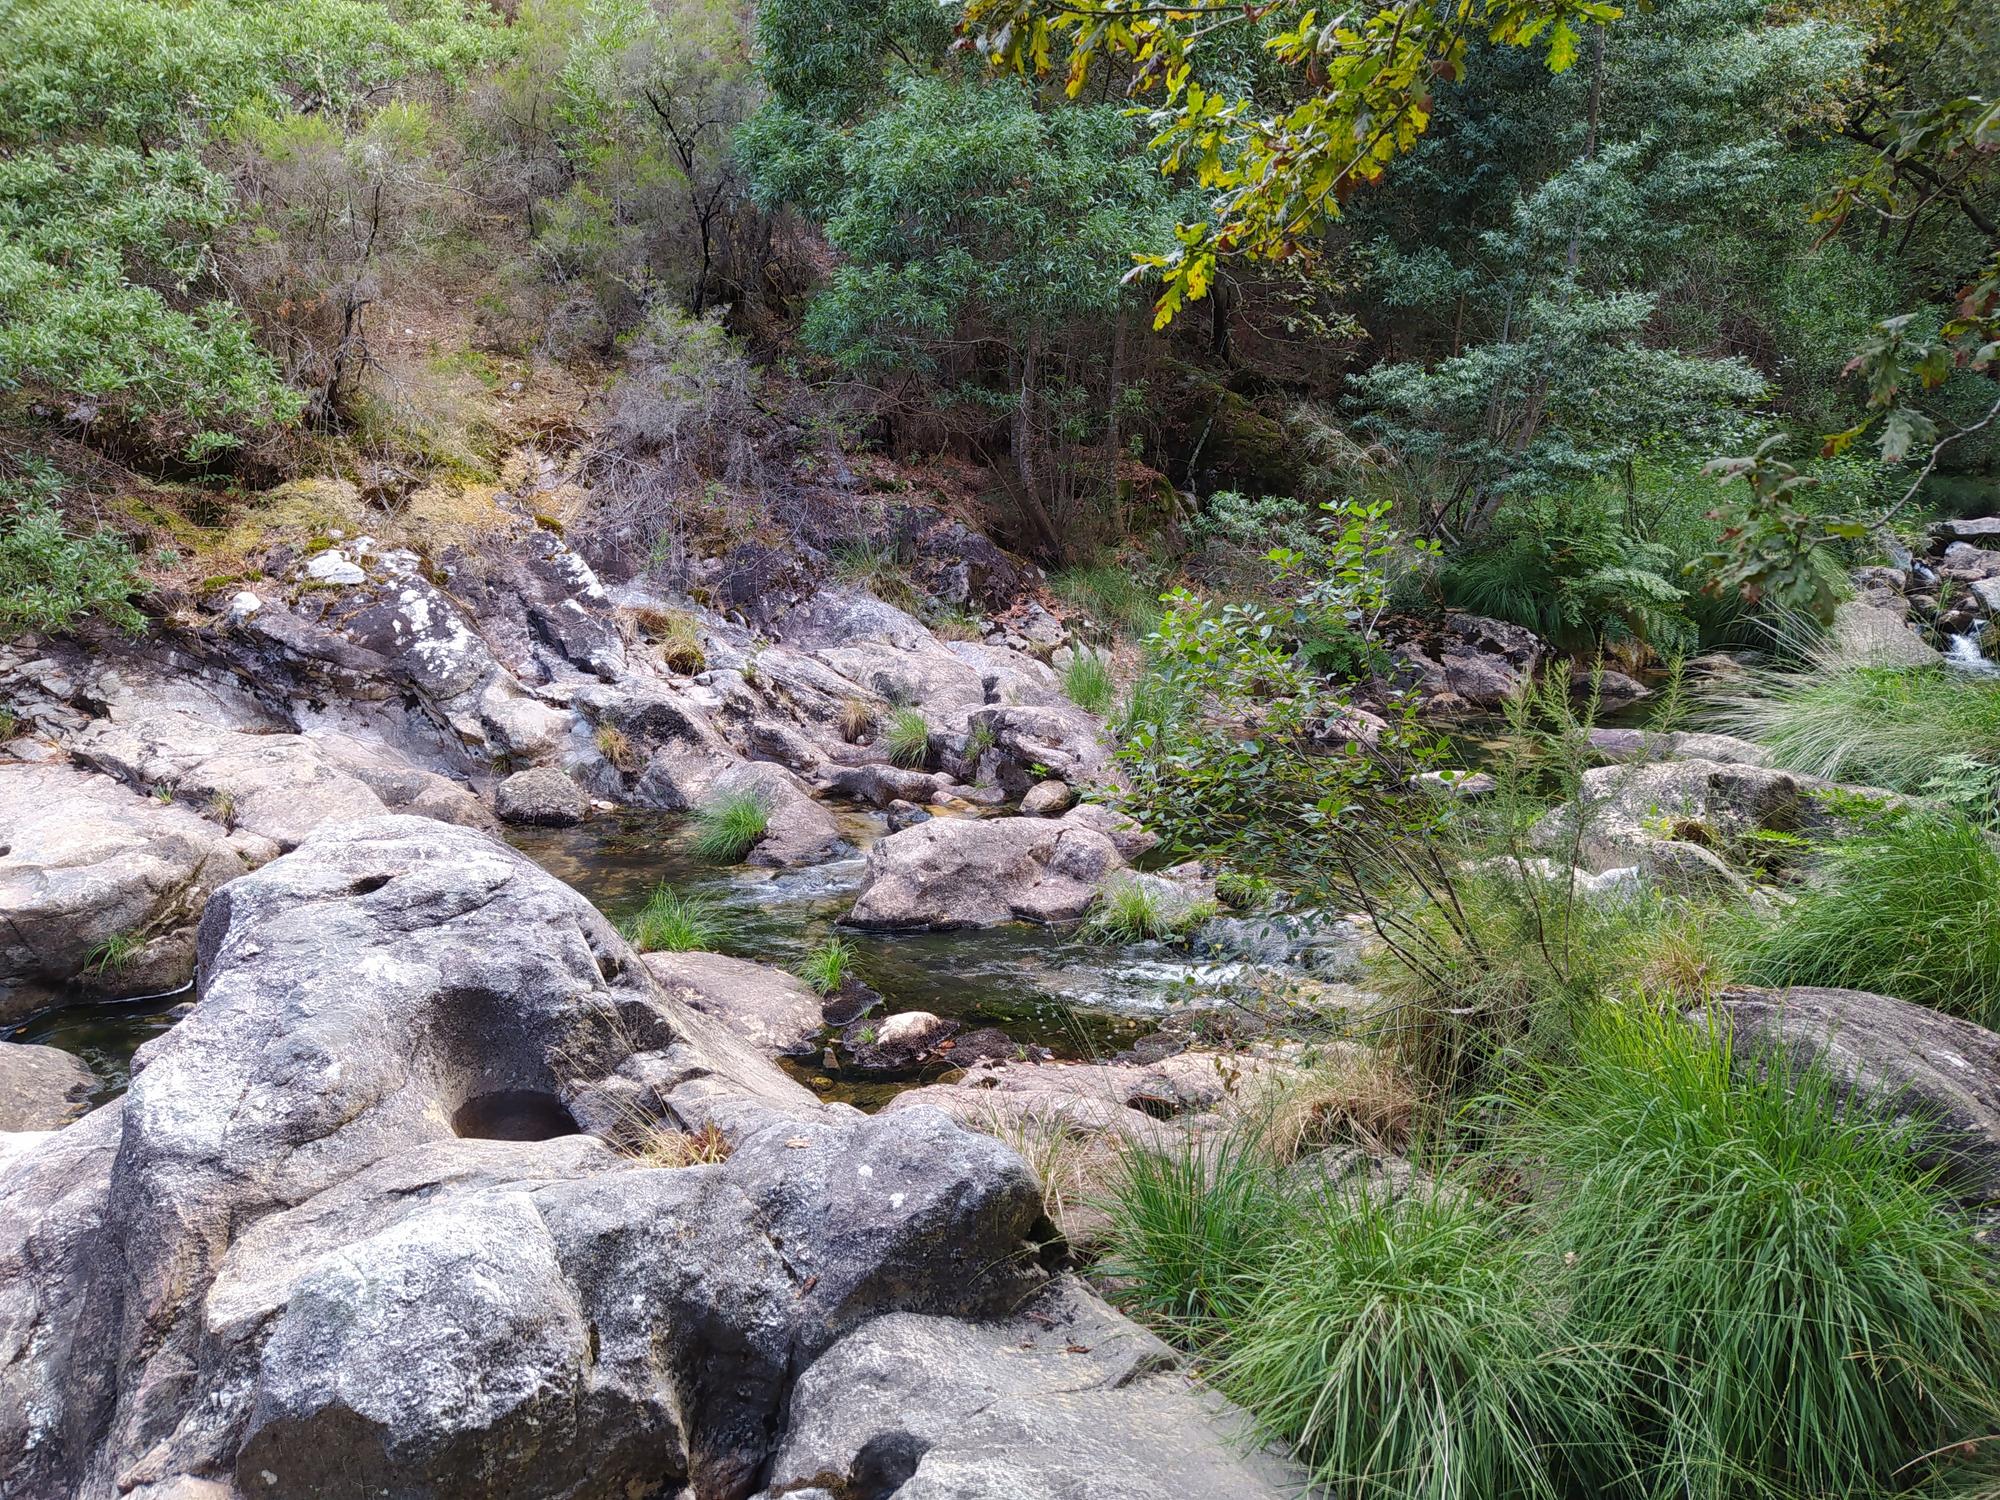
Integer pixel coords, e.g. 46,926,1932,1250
958,0,1623,327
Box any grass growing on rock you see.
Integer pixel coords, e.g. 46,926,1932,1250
795,934,855,995
688,789,770,863
883,707,930,769
1064,650,1115,714
1706,646,2000,795
1721,812,2000,1028
620,884,722,952
1083,877,1216,944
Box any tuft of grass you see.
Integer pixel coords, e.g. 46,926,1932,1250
85,930,142,974
832,540,923,612
1706,644,2000,796
620,884,722,953
962,719,996,761
1049,563,1163,639
627,606,705,674
594,722,638,773
1512,1005,2000,1500
688,788,769,864
882,707,930,769
1218,1186,1634,1500
206,788,236,829
1213,869,1274,911
1063,650,1115,714
928,604,984,641
838,695,874,743
637,1120,732,1167
795,934,855,996
0,704,17,741
1084,877,1217,944
1721,812,2000,1027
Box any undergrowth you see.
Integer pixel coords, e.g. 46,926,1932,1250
620,884,722,953
688,789,769,863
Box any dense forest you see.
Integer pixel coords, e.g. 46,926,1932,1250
3,0,2000,1497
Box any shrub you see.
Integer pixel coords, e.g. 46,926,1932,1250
1706,644,2000,796
1219,1187,1633,1500
1084,877,1216,944
795,934,854,995
620,884,722,953
1513,1006,2000,1500
688,788,769,863
1063,650,1114,714
882,707,930,769
0,482,145,637
1723,813,2000,1027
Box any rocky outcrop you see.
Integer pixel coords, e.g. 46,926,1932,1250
494,765,590,825
0,1041,98,1130
1704,985,2000,1213
1389,612,1544,711
847,814,1125,929
1831,598,1943,667
643,949,826,1057
759,1277,1302,1500
0,762,245,1020
0,818,1056,1500
963,703,1112,792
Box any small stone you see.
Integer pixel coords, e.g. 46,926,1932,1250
1019,780,1074,816
304,552,365,586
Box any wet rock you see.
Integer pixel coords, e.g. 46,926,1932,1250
494,766,589,826
0,1042,98,1130
840,1011,961,1073
884,798,931,830
847,815,1124,929
819,975,884,1028
1020,779,1073,816
644,950,826,1057
821,762,946,808
1589,668,1650,704
1703,985,2000,1214
761,1277,1303,1500
0,818,1053,1500
0,762,245,1021
942,1027,1051,1068
1194,909,1371,980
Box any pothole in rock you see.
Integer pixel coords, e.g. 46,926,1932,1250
451,1088,581,1141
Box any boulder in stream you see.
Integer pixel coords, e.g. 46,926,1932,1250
846,814,1124,928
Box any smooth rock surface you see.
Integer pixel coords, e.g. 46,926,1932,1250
643,950,826,1057
0,1041,98,1130
494,765,590,825
847,815,1124,928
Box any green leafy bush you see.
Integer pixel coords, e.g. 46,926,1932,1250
1724,813,2000,1027
687,789,769,864
1514,1006,2000,1500
619,885,722,953
883,707,930,769
1063,650,1114,714
0,471,144,636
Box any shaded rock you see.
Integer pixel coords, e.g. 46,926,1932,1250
1531,758,1808,872
762,1277,1302,1500
847,816,1124,929
1587,727,1768,765
1589,668,1650,703
494,766,588,826
1703,986,2000,1213
965,704,1111,791
0,762,245,1020
1390,612,1544,710
644,950,826,1057
0,1041,98,1130
821,762,945,808
1932,516,2000,547
1019,779,1073,816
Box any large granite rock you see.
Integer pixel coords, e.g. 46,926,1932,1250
0,762,246,1020
760,1277,1303,1500
1704,985,2000,1211
847,815,1125,929
0,1041,98,1130
494,765,589,826
643,950,826,1057
964,703,1112,792
0,818,1051,1500
1831,598,1943,667
1389,612,1544,710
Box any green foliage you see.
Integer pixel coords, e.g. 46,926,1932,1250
619,884,722,953
1706,645,2000,796
1062,650,1114,714
1219,1186,1633,1500
882,707,930,769
1723,813,2000,1028
84,930,143,974
1514,1005,2000,1500
795,934,855,995
0,464,144,636
1084,877,1216,945
1048,563,1163,639
687,788,769,863
1213,869,1273,911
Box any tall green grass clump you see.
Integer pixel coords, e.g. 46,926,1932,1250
1220,1187,1634,1500
883,706,930,768
1064,649,1115,714
1514,1006,2000,1500
796,934,855,995
1724,812,2000,1027
1707,644,2000,795
1084,876,1215,944
687,788,769,863
1049,563,1163,638
621,884,722,953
